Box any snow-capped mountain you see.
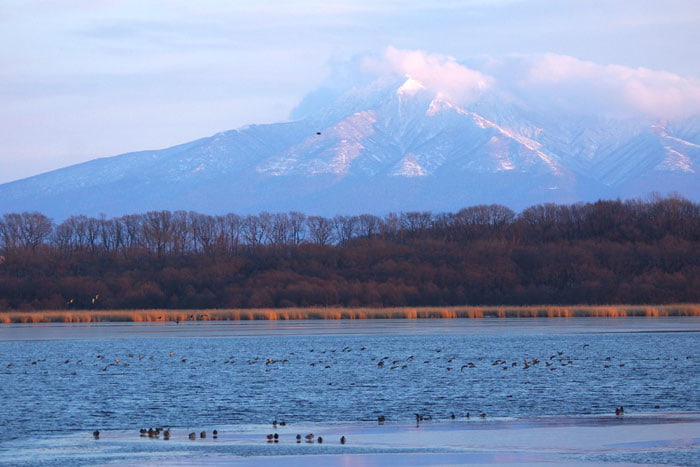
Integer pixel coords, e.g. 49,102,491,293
1,77,698,219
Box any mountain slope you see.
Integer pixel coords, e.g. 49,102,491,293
0,78,698,219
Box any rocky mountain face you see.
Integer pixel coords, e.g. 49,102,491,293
1,78,698,219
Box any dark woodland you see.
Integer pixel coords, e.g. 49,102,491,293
1,196,699,310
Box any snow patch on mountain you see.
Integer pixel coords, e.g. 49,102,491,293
391,153,426,177
257,111,378,176
657,147,695,173
397,78,426,97
427,97,458,116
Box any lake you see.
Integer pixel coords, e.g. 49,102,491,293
1,317,699,465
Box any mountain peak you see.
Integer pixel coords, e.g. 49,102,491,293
396,77,426,97
0,76,698,219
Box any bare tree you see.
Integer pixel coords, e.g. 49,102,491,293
269,213,292,246
52,220,74,253
287,212,307,245
0,212,53,251
357,214,381,238
120,214,145,250
400,211,433,233
217,213,242,254
170,210,190,254
380,212,401,239
143,211,175,255
191,212,217,254
307,216,334,245
332,215,357,245
84,216,101,252
242,214,267,246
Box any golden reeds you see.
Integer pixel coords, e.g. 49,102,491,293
1,304,700,324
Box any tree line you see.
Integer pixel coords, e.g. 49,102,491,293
1,195,699,310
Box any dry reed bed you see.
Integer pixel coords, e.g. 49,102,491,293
1,305,700,324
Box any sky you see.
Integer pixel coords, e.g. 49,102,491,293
1,0,699,184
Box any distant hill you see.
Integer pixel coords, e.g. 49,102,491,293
1,76,699,219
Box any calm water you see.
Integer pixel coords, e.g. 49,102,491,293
1,318,699,465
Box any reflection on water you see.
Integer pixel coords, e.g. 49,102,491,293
0,318,699,465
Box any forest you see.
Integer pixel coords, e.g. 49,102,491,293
0,195,699,311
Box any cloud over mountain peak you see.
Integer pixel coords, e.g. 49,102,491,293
363,47,494,106
311,48,700,121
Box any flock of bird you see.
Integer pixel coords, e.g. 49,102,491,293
90,402,637,443
6,341,692,445
5,343,693,377
90,422,349,445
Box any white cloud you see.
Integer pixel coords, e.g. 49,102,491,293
362,47,494,105
346,49,700,120
519,53,700,119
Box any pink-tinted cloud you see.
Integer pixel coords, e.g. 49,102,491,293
363,47,494,105
356,49,700,119
522,53,700,118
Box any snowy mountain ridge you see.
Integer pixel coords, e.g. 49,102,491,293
0,76,698,219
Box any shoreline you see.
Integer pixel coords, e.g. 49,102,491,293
1,304,700,324
3,314,699,341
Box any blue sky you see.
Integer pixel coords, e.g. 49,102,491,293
1,0,699,183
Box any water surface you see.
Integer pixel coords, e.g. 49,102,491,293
1,317,698,465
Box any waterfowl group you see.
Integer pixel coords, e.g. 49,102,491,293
128,426,351,445
136,427,174,440
11,341,662,386
32,338,673,451
415,413,434,423
91,398,633,445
